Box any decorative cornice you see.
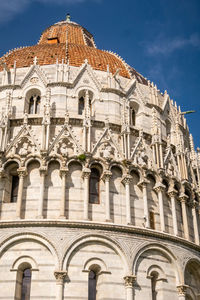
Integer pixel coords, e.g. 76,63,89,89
0,220,199,251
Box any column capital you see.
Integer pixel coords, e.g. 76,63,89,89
137,179,149,188
102,170,112,182
59,167,69,177
17,167,27,177
82,167,91,179
122,174,132,185
0,168,6,179
177,285,188,296
168,188,178,198
123,275,136,288
54,270,68,284
39,166,47,175
154,182,165,193
179,193,188,203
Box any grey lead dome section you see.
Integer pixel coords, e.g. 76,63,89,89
0,16,199,300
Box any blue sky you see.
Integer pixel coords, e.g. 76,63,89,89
0,0,199,147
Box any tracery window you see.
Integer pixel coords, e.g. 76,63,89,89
11,175,19,203
89,168,100,204
88,270,97,300
28,95,40,114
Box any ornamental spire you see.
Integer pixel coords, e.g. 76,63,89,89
66,13,71,22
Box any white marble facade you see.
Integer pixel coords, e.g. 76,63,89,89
0,18,200,300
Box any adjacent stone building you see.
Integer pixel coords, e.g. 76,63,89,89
0,15,200,300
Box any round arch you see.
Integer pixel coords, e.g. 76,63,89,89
132,243,182,284
0,232,60,269
62,234,129,274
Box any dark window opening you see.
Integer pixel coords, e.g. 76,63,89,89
89,168,100,204
150,211,155,230
29,95,41,114
11,175,19,203
21,268,32,300
130,108,135,126
151,271,158,300
88,270,97,300
78,97,84,115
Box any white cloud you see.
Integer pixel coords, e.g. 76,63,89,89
145,34,200,55
0,0,99,24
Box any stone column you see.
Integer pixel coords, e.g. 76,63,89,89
82,168,91,220
124,275,136,300
138,180,150,228
177,285,188,300
168,189,178,236
154,183,166,232
179,194,189,240
59,168,68,219
122,175,132,225
37,166,47,219
54,271,67,300
16,167,27,219
191,201,200,245
102,171,112,222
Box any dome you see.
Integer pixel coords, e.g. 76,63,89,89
0,16,147,84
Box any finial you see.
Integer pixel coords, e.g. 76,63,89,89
66,13,71,22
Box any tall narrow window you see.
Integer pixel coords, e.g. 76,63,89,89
35,96,40,114
89,168,100,204
150,211,155,229
130,108,136,126
78,97,84,115
29,95,41,114
29,97,34,114
88,270,97,300
151,271,158,300
21,268,32,300
11,175,19,203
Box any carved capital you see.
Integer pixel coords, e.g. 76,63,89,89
154,182,165,193
122,174,132,185
177,285,188,296
179,193,188,204
137,179,149,189
59,167,69,178
168,188,178,198
82,168,91,179
123,275,136,288
17,167,27,177
54,271,67,284
39,166,47,176
102,170,112,182
0,168,6,179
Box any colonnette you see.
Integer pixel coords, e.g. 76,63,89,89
0,15,200,300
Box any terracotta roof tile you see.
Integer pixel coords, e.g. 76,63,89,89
0,21,148,84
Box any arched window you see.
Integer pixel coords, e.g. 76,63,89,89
15,264,32,300
151,271,158,300
88,270,97,300
149,211,155,229
131,108,136,126
11,175,19,203
89,168,100,204
29,95,41,114
21,268,32,300
78,96,84,115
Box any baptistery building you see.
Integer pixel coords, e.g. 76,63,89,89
0,15,200,300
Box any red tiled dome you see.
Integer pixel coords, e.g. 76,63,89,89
0,19,147,84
